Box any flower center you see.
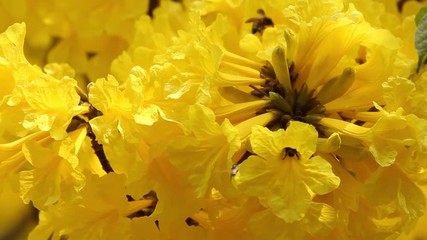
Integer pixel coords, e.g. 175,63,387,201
250,59,326,134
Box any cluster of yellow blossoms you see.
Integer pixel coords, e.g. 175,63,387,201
1,0,427,239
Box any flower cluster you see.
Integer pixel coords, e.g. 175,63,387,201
0,0,427,239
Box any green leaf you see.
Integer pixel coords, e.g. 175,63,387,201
415,12,427,73
415,6,427,26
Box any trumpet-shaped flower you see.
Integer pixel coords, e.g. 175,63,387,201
237,121,340,222
57,173,131,239
88,75,140,144
364,166,425,226
383,75,427,119
138,154,207,240
29,173,132,240
0,23,88,140
89,66,189,144
0,131,50,192
19,136,85,209
167,104,241,198
111,1,191,81
13,76,87,140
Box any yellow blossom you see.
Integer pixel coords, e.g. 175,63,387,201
237,121,340,223
365,166,425,229
0,23,88,140
29,173,134,240
19,136,86,209
167,104,241,198
0,131,50,187
88,75,138,143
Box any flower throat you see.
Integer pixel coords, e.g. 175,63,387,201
246,10,326,135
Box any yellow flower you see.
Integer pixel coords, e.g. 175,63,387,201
0,22,37,139
236,121,340,223
29,173,152,240
202,1,402,145
364,166,425,228
88,75,138,144
167,104,241,198
383,74,427,119
0,131,49,187
111,0,191,83
20,136,86,209
0,23,88,140
349,0,423,64
15,76,87,140
138,154,207,240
